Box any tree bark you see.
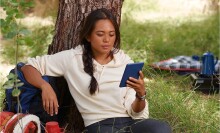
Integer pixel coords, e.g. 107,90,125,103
48,0,123,54
47,0,123,132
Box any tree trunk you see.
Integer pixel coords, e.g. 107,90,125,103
47,0,123,132
48,0,123,54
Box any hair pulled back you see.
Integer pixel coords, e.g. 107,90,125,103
79,8,120,95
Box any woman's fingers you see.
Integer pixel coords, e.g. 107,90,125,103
43,99,58,116
139,71,144,80
49,100,54,115
54,101,59,115
127,76,143,86
41,85,59,116
127,78,139,87
126,71,145,94
45,100,50,114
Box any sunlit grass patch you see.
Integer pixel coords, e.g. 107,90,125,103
146,74,219,132
121,13,219,62
122,0,214,23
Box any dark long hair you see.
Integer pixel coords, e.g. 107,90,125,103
79,8,121,95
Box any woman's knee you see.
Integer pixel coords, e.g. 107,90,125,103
155,120,171,133
131,118,172,133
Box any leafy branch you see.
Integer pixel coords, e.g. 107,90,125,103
1,1,33,101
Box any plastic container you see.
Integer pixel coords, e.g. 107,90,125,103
46,121,64,133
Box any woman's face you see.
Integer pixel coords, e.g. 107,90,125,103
87,19,116,57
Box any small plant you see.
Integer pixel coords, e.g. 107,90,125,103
0,1,33,92
0,1,33,38
0,1,34,131
3,72,24,112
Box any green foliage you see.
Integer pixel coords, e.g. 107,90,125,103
3,72,23,98
152,14,219,60
0,74,6,111
0,72,23,112
0,0,34,111
121,13,219,63
0,0,34,38
3,73,24,90
122,0,158,19
2,26,54,64
0,0,53,64
120,11,219,132
0,0,219,132
120,19,154,63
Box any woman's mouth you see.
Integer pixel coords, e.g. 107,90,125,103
102,45,110,49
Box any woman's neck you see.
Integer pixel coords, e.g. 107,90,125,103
93,53,113,65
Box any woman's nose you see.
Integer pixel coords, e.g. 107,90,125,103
103,35,110,42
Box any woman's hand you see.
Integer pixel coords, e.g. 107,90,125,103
21,65,59,115
127,71,146,112
40,83,59,116
126,71,146,96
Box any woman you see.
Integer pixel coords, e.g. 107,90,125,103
21,8,171,133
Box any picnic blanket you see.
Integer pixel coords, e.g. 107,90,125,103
150,56,220,74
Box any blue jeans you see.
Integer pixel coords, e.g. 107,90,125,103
83,117,172,133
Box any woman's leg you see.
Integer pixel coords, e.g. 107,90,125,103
84,117,133,133
84,124,116,133
129,118,172,133
84,117,171,133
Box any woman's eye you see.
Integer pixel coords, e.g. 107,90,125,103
97,34,103,36
110,31,115,36
109,33,115,37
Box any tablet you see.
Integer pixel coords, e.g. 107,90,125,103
119,62,144,87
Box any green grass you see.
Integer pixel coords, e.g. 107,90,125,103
0,0,219,132
121,13,219,63
120,11,219,132
144,70,219,132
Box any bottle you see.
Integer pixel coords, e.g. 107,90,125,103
46,121,62,133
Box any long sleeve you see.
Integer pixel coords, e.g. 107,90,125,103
27,49,73,77
124,88,149,119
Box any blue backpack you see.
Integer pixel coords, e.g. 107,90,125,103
3,62,59,125
3,62,79,132
4,62,49,113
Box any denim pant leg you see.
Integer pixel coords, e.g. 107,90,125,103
129,118,172,133
84,117,133,133
84,117,172,133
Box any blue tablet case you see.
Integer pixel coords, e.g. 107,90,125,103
119,62,144,87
